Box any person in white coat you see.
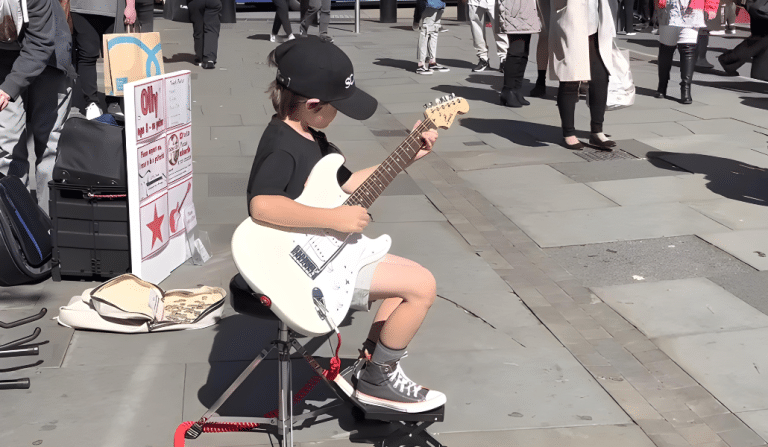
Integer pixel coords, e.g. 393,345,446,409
549,0,617,151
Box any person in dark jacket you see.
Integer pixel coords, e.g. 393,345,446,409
718,0,768,80
0,0,75,215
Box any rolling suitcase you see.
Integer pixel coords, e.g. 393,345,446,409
0,174,53,286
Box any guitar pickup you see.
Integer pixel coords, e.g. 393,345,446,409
290,245,321,279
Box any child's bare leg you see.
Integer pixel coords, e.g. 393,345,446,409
368,254,436,350
354,254,445,412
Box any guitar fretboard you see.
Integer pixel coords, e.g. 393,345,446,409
345,119,436,209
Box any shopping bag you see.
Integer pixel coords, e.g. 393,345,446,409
102,26,165,97
606,45,635,111
163,0,190,23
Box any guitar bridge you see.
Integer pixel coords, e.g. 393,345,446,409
290,245,321,279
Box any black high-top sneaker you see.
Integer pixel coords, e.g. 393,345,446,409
354,359,446,413
334,358,367,398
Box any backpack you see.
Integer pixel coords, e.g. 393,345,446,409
0,173,53,286
0,0,26,44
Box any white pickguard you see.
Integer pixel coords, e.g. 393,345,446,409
231,154,392,336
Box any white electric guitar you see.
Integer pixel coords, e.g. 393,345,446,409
231,95,469,336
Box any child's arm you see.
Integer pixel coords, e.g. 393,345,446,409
250,195,371,233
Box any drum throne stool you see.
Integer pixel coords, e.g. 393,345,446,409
179,274,445,447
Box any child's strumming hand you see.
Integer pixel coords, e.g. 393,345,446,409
330,205,371,233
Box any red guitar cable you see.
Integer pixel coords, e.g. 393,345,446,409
173,333,342,447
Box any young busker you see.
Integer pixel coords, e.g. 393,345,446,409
246,36,446,413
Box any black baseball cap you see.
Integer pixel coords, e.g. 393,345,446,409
273,36,378,120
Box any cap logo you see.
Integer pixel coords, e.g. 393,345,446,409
344,74,354,89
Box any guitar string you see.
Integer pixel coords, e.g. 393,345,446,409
345,119,436,209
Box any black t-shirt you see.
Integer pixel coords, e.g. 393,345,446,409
246,117,353,214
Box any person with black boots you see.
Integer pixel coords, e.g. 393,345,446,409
549,0,617,151
529,0,550,97
497,0,541,107
655,0,718,104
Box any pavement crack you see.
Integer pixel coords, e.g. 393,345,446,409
437,294,525,348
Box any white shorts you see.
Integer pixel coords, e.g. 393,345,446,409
349,257,384,312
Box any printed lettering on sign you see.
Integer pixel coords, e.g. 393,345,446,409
134,78,166,143
137,139,168,201
166,124,192,184
165,73,192,130
125,71,192,284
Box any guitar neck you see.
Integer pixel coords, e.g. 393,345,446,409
344,118,436,209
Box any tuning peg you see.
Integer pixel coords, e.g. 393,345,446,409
450,93,456,99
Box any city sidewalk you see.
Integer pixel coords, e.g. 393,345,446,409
1,7,768,447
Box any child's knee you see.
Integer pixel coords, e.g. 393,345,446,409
415,267,437,306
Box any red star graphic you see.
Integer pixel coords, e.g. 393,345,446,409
146,204,165,248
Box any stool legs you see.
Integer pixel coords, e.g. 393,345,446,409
278,322,293,447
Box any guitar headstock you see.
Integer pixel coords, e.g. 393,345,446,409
423,94,469,130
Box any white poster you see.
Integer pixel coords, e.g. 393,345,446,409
125,71,193,284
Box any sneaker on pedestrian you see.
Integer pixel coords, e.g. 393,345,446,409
416,65,433,75
472,58,490,72
651,27,659,35
269,34,276,42
428,62,449,72
354,360,446,413
319,33,333,43
726,26,736,34
200,60,215,69
626,31,637,36
85,102,103,120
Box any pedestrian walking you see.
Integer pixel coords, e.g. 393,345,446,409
70,0,135,118
468,0,509,72
497,0,541,107
718,0,768,80
270,0,295,43
415,0,449,74
188,0,221,69
549,0,618,151
0,0,76,215
300,0,333,41
654,0,718,103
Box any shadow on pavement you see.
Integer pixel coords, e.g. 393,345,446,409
460,117,567,147
741,96,768,110
648,151,768,206
191,310,407,446
693,79,768,95
373,57,414,72
163,52,198,65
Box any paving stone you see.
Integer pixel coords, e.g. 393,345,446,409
698,229,768,271
649,433,695,447
719,428,768,447
663,409,706,427
687,200,768,231
737,411,768,443
656,329,768,413
592,278,768,339
705,413,751,433
513,202,729,248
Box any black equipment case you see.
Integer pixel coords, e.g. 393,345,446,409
0,174,53,286
53,116,127,187
49,182,131,281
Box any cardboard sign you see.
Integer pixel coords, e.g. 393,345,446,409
124,71,193,284
103,32,165,97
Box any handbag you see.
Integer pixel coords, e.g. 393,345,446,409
163,0,191,23
102,22,165,97
606,45,635,111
